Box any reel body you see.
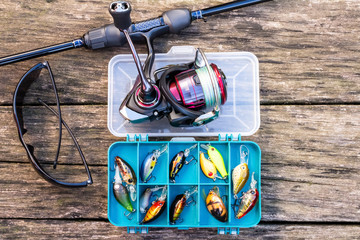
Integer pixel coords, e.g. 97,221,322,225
120,49,227,127
112,1,227,127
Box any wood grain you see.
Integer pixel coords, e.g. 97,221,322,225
0,0,359,105
1,220,360,239
0,0,359,238
0,105,359,222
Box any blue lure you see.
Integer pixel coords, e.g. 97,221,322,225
140,144,167,183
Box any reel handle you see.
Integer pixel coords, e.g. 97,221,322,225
109,1,132,30
109,1,157,103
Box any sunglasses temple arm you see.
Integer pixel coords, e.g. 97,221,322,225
38,99,93,184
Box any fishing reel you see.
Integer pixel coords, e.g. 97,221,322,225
110,1,227,127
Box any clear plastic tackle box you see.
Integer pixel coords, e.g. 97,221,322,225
107,46,261,234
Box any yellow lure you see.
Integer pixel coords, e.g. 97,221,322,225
201,144,228,178
232,163,249,195
200,152,218,180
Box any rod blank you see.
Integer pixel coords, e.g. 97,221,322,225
0,39,84,66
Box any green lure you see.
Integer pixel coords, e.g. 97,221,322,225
113,164,134,213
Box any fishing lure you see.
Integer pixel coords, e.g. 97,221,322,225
234,172,259,219
139,186,166,214
232,145,250,197
200,151,223,181
141,186,167,224
113,164,135,219
200,144,228,179
169,186,198,224
140,144,167,183
169,144,197,183
115,156,137,201
203,186,228,222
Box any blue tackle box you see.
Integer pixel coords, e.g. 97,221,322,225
107,46,261,234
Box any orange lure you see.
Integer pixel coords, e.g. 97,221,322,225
141,186,167,224
141,200,166,224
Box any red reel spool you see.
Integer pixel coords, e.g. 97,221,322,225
169,63,227,110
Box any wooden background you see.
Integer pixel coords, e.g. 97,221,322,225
0,0,359,239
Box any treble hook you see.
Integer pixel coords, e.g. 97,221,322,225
144,174,156,183
185,155,197,165
231,198,239,215
186,196,197,207
124,209,136,220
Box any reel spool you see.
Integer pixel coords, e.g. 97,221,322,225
157,49,227,127
170,63,226,110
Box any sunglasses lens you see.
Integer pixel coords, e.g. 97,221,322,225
17,63,91,185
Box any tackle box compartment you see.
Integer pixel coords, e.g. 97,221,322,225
107,46,261,234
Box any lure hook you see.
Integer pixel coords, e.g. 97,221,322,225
186,196,197,207
231,198,239,214
144,174,156,183
185,155,197,165
124,208,136,220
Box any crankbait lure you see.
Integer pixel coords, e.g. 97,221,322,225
169,186,198,224
140,144,168,183
234,172,259,219
113,163,135,219
141,186,167,224
232,145,250,197
139,186,166,214
203,186,228,222
169,144,197,183
115,156,137,201
200,144,228,179
200,151,223,181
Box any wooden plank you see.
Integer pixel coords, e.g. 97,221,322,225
1,104,359,164
0,105,359,221
1,220,360,239
0,0,359,104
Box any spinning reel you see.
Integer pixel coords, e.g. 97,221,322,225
109,1,227,127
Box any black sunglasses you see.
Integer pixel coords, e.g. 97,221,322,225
12,61,93,187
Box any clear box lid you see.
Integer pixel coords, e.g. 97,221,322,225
108,46,260,138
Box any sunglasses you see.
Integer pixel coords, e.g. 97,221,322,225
12,61,93,187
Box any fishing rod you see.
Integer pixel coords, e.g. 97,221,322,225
0,0,271,66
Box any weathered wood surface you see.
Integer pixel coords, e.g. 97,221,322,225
0,0,359,238
1,220,360,240
0,0,359,105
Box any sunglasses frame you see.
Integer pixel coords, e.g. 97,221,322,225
12,61,93,187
